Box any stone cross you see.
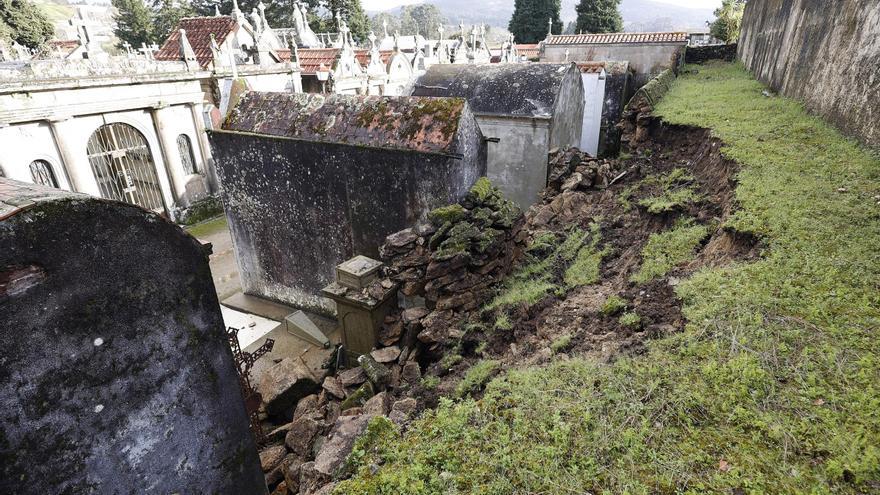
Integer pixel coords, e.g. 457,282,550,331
547,17,553,36
138,42,157,59
122,41,132,56
69,9,91,49
459,21,465,37
438,24,444,39
368,31,377,50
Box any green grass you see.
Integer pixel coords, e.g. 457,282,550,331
637,168,702,214
335,62,880,494
618,311,642,329
550,334,572,353
184,215,227,238
631,220,710,283
601,294,628,316
454,360,501,398
486,224,604,310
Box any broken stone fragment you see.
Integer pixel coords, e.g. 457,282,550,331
389,397,418,425
283,456,304,494
358,353,391,388
417,310,454,344
337,367,367,388
362,391,391,416
285,417,320,456
258,358,320,416
293,394,321,422
314,414,375,478
561,172,584,191
269,480,287,495
259,444,287,472
370,345,401,363
378,319,404,346
385,228,418,248
401,361,421,387
340,381,374,411
322,376,346,400
402,306,430,323
298,461,329,495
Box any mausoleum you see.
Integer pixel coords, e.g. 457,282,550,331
209,92,487,312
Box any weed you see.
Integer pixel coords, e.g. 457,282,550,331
439,352,462,371
631,220,709,283
618,312,642,329
563,222,609,288
455,360,500,398
601,295,627,316
494,313,512,331
420,375,440,390
550,334,572,353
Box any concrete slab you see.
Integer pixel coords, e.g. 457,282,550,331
222,291,301,322
220,305,280,349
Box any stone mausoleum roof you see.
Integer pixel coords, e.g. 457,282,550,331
411,63,577,118
155,16,238,68
221,91,469,155
545,32,688,45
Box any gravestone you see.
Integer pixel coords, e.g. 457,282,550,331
0,179,266,494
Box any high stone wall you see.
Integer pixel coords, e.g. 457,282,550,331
0,179,265,494
739,0,880,148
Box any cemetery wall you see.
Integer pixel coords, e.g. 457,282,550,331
739,0,880,148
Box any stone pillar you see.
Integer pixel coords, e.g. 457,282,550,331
188,102,212,170
148,104,181,206
47,117,79,192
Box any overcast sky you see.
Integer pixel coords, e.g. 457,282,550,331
362,0,723,12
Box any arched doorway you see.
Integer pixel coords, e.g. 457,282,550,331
86,123,166,214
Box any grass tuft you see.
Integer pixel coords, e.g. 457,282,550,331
631,220,710,283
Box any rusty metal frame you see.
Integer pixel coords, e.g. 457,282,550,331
227,326,274,444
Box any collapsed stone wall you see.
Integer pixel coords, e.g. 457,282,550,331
619,69,677,147
739,0,880,148
685,44,737,64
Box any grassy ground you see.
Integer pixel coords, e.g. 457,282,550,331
184,215,228,239
336,63,880,494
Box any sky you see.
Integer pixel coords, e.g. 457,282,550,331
362,0,722,12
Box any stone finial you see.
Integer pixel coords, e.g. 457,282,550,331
258,1,269,30
250,8,262,34
382,18,388,38
459,20,465,37
393,31,400,52
179,29,199,71
368,30,378,50
564,48,569,62
214,5,220,16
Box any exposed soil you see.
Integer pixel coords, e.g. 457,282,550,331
415,121,761,404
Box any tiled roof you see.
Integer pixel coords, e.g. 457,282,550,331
576,61,606,74
294,48,340,75
545,32,687,45
516,44,539,58
222,92,467,154
155,16,238,68
354,49,393,67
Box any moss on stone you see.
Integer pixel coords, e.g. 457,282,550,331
428,204,467,226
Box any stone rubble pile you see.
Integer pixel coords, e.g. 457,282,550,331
528,147,623,228
379,177,526,348
255,351,423,495
253,178,535,494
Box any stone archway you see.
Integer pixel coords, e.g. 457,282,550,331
86,122,166,214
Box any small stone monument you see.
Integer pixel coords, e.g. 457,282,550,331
322,255,397,361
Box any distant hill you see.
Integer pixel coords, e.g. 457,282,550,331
368,0,716,33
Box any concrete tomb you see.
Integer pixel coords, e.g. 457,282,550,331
411,63,585,209
209,91,487,313
0,179,265,494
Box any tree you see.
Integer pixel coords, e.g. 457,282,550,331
0,0,54,49
152,0,196,44
398,4,445,36
112,0,154,48
710,0,745,44
574,0,622,34
321,0,370,42
370,12,398,37
508,0,562,44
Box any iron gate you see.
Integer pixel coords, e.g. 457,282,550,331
86,123,166,214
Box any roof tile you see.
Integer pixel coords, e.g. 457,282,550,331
545,32,687,45
155,16,238,68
